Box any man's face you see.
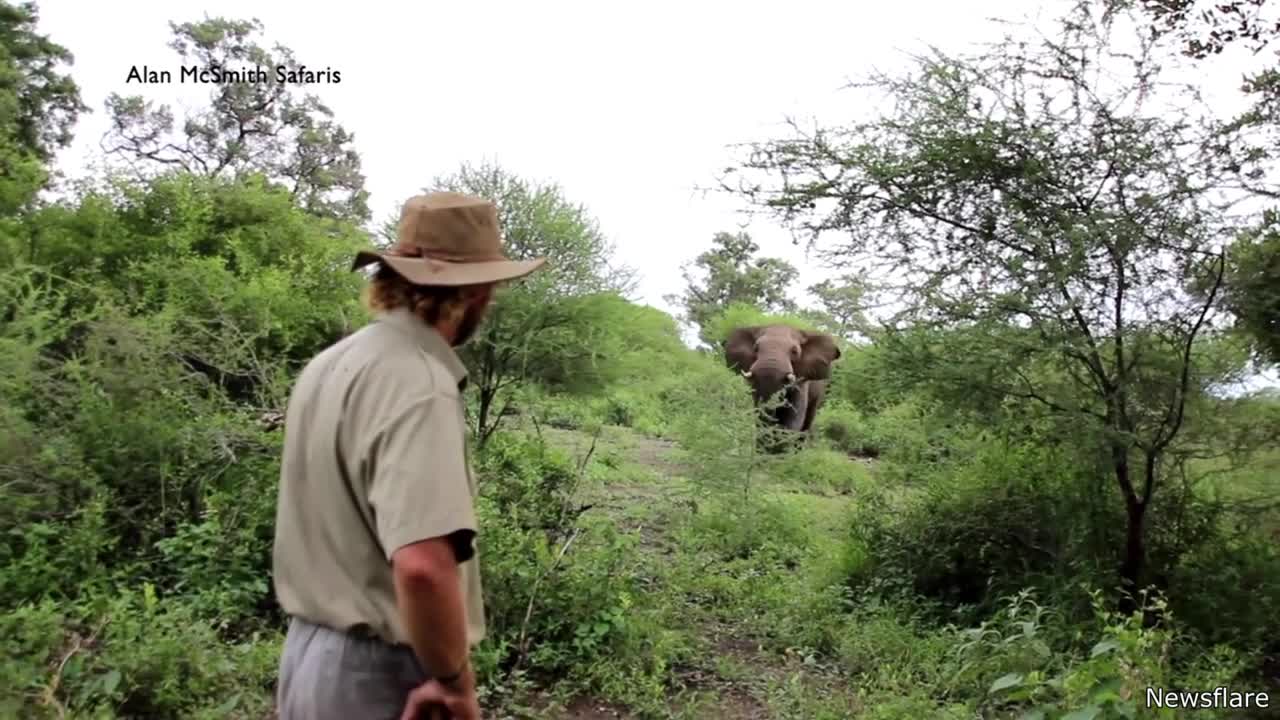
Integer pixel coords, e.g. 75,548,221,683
452,286,494,346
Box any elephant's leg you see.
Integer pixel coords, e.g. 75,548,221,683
800,380,828,433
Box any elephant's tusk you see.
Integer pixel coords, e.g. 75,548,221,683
741,370,753,379
786,372,796,383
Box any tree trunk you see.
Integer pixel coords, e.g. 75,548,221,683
1112,449,1147,614
1120,495,1147,613
477,387,494,448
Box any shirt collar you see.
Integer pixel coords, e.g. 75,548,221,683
376,307,469,391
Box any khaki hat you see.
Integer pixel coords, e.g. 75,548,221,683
352,191,546,286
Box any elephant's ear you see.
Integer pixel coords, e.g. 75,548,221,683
724,326,760,373
796,332,841,380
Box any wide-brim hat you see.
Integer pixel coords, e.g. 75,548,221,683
352,191,546,286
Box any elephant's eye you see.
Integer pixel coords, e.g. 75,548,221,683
790,345,801,357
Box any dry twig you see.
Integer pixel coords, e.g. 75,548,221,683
41,615,111,718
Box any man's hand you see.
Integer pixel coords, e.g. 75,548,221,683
399,666,480,720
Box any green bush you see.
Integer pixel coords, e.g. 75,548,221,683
845,434,1112,620
474,430,583,535
469,429,686,708
821,589,1252,719
817,402,883,457
1166,531,1280,665
0,587,280,720
600,388,669,437
769,446,874,495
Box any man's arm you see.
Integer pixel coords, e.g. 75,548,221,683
365,391,480,679
391,535,471,678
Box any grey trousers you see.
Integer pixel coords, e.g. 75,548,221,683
276,616,429,720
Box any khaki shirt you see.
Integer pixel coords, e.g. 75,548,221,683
272,307,486,648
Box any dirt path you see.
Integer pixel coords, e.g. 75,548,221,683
527,427,865,720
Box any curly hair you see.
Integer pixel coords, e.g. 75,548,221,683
361,262,473,326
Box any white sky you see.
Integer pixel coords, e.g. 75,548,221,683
35,0,1082,310
32,0,1279,389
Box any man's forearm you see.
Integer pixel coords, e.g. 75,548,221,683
394,561,470,678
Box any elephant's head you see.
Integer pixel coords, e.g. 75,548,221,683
724,324,842,402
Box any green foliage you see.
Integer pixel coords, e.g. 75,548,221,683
0,0,86,224
704,301,821,348
934,589,1249,720
473,431,584,536
1,588,279,720
768,446,874,495
467,430,686,710
804,273,874,342
0,0,86,162
665,231,800,348
666,352,760,498
10,172,368,381
816,403,883,457
845,431,1108,618
1217,213,1280,365
1165,529,1280,660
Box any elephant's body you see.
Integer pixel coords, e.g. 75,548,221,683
723,324,841,453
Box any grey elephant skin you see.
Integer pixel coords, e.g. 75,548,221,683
724,324,842,452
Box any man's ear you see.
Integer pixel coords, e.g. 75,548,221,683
795,332,840,380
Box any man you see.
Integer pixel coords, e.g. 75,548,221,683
271,191,546,719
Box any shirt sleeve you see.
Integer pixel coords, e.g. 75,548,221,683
366,392,479,564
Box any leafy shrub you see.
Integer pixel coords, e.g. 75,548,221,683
474,429,583,536
769,446,874,495
685,495,814,567
599,388,668,437
469,429,687,707
817,402,883,457
152,476,282,635
1165,531,1280,667
845,435,1112,620
836,589,1252,720
0,586,280,720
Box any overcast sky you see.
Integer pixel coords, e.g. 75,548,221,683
35,0,1086,309
31,1,1279,388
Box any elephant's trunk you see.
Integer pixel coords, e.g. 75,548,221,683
745,366,793,405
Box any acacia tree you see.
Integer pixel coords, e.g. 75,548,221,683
1210,216,1280,364
665,231,799,348
426,162,637,446
723,1,1242,602
1125,0,1279,58
100,17,369,223
1116,0,1280,365
804,274,874,343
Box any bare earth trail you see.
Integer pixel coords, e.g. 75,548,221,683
519,426,869,720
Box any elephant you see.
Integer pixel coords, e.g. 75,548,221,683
724,324,842,452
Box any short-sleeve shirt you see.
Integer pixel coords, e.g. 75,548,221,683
271,307,486,648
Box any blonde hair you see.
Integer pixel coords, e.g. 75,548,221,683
362,263,474,327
